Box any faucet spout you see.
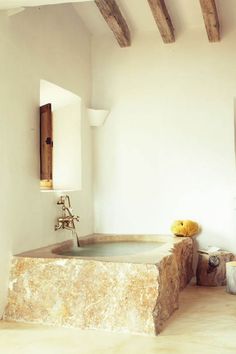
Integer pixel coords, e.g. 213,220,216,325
55,195,81,247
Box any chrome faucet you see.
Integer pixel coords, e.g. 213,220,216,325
55,195,81,247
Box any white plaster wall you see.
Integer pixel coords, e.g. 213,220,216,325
0,5,92,314
53,102,82,191
92,31,236,253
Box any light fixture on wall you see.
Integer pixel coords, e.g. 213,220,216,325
87,108,109,127
7,7,25,16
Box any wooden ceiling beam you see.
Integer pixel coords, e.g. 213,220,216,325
95,0,131,47
147,0,175,43
199,0,220,42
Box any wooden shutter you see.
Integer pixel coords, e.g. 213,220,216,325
40,103,53,188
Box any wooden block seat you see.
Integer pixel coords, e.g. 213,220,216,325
196,251,235,286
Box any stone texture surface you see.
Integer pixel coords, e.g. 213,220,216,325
154,254,179,333
5,259,159,335
172,239,194,290
196,251,235,286
2,285,236,354
4,235,193,335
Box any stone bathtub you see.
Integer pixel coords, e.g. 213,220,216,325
4,234,193,336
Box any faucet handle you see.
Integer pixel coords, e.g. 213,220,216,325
57,196,65,205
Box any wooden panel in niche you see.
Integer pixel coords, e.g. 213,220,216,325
40,103,53,189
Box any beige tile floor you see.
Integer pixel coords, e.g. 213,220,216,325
0,283,236,354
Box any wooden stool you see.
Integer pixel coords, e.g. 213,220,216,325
196,251,235,286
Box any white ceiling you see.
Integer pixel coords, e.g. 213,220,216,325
0,0,91,10
1,0,236,38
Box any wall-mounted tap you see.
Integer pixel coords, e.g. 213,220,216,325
55,195,80,247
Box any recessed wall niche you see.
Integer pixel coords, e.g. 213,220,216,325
40,80,82,192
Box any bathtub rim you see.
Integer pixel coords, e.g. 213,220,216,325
14,234,191,264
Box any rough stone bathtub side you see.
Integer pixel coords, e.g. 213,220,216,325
4,257,159,335
153,254,179,334
173,237,194,290
3,237,194,336
152,238,193,333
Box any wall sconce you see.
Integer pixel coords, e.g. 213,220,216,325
87,108,109,127
7,7,25,16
